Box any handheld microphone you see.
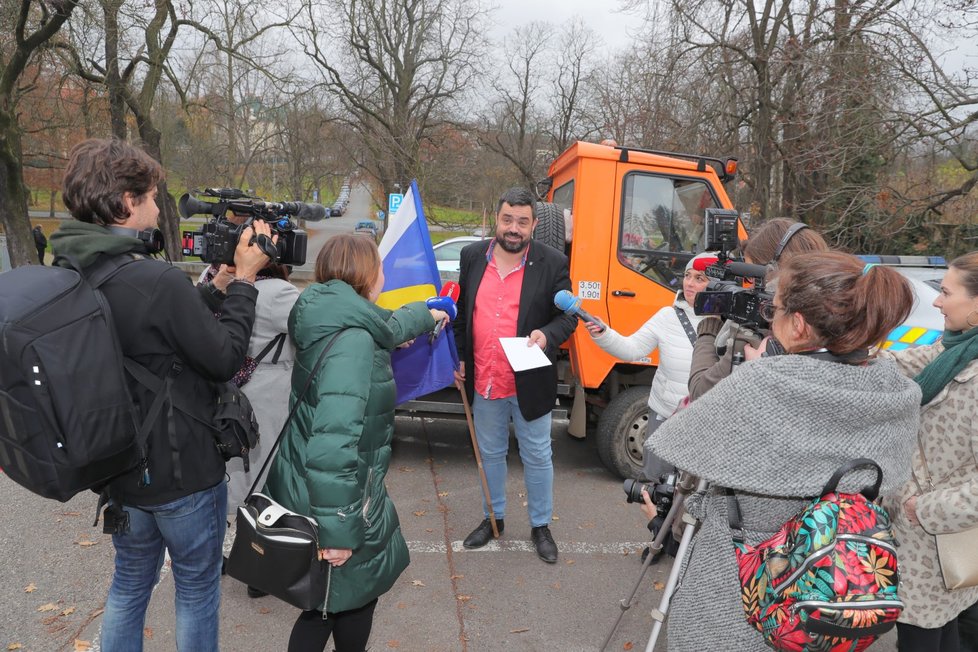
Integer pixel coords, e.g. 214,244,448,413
428,281,460,342
554,290,605,333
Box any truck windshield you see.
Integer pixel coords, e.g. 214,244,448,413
618,172,718,288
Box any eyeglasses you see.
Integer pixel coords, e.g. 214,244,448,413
759,300,783,322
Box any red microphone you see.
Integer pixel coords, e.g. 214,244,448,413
428,281,460,342
691,257,719,272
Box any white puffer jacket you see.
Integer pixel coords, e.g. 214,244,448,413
592,296,703,417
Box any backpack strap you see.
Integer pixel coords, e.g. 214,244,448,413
821,458,883,501
124,358,187,488
674,306,698,345
727,458,884,545
245,331,344,498
253,333,288,365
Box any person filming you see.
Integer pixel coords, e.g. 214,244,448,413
643,251,922,652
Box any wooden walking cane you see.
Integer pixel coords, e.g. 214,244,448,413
455,378,499,538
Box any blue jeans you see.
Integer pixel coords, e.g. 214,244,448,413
473,394,553,527
100,482,227,652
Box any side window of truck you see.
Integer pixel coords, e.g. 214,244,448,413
619,172,718,286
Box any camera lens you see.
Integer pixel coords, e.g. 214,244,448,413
623,478,651,504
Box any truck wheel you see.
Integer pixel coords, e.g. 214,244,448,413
533,202,565,251
596,386,651,479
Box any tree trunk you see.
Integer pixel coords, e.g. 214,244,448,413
0,107,37,267
137,123,181,260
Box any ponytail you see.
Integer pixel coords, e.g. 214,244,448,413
777,252,913,354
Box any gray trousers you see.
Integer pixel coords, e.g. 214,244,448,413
642,410,676,481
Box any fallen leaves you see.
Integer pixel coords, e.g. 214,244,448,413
61,607,75,616
411,580,425,587
75,539,98,548
510,627,529,634
653,581,665,591
386,641,400,648
143,627,153,640
24,583,36,593
456,595,471,602
37,603,58,612
412,510,427,517
436,491,449,498
8,644,24,650
623,642,634,650
73,640,91,651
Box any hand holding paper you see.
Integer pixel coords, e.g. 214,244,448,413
500,337,552,372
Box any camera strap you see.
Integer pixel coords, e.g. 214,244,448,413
674,307,698,345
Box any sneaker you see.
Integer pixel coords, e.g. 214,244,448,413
531,525,558,563
462,518,503,549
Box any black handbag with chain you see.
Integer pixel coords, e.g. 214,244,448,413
224,332,341,610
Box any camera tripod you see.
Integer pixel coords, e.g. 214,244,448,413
599,472,709,652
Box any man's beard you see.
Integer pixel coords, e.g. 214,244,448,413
495,232,529,254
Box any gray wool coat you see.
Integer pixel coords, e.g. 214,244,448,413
648,354,921,652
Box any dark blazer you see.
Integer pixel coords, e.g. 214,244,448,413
453,239,576,421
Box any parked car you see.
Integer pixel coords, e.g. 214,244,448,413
858,254,946,350
354,220,379,241
432,236,481,282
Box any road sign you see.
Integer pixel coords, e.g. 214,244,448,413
388,193,404,215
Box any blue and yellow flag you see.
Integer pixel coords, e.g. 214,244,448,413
377,180,459,404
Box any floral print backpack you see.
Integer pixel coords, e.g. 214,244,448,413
726,458,904,652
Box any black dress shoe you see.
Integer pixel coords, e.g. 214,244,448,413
247,586,268,599
462,518,503,549
531,525,558,563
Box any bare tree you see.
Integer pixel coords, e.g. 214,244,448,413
0,0,79,267
296,0,490,224
475,21,554,188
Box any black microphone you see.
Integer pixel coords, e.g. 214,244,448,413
726,261,768,279
554,290,605,333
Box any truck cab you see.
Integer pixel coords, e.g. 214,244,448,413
533,141,745,478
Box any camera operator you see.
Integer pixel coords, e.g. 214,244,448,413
687,218,828,400
643,251,922,652
49,138,271,652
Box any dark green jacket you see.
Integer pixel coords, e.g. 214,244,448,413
265,280,434,613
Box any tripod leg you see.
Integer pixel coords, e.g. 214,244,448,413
645,478,709,652
599,473,698,652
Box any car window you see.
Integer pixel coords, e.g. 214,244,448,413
434,242,465,261
618,172,718,290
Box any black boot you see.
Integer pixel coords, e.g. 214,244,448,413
531,525,558,563
462,518,503,549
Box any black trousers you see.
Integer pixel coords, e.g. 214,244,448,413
898,618,961,652
959,603,978,652
288,598,378,652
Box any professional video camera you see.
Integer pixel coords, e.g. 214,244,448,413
691,208,773,331
179,188,327,266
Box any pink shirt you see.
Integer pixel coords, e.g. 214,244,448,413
472,242,528,399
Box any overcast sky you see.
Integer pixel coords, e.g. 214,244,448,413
488,0,977,71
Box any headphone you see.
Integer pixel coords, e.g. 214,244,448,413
107,225,166,255
771,222,809,263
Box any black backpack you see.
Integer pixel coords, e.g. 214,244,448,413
0,256,156,500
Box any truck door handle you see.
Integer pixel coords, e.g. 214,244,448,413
612,290,636,297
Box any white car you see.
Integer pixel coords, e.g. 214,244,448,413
858,255,946,350
432,236,481,281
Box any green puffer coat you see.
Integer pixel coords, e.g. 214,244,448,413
264,279,435,613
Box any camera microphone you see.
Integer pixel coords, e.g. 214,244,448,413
554,290,605,333
428,281,460,343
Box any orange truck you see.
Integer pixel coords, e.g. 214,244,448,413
401,139,746,479
531,141,744,479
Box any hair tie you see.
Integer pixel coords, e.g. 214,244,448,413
862,263,877,275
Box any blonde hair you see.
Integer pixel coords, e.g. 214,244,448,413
314,234,381,298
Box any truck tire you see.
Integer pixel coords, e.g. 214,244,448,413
596,385,651,479
533,202,565,251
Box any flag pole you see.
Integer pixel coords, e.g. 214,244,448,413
455,378,499,538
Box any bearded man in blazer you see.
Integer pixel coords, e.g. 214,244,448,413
452,186,576,563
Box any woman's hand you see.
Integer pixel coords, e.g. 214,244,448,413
319,548,353,567
639,487,657,522
212,264,236,293
744,336,768,362
429,308,449,325
904,495,920,527
584,320,607,337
